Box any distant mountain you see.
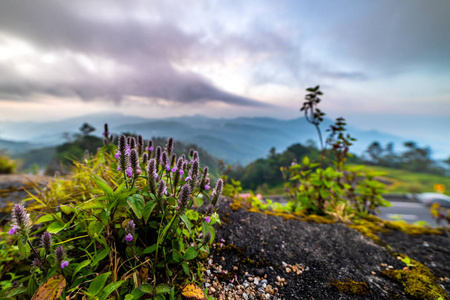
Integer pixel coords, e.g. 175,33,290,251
0,113,442,165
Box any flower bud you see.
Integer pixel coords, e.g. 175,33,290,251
125,220,136,235
191,159,199,178
128,137,136,149
129,149,140,177
55,245,65,266
11,203,30,236
137,135,144,156
192,151,199,161
178,184,191,209
41,231,52,254
166,138,174,156
161,151,169,169
157,180,167,197
206,204,214,216
118,135,127,153
142,153,148,165
172,157,184,188
211,179,223,206
170,153,177,168
32,257,43,268
155,146,162,171
147,140,154,156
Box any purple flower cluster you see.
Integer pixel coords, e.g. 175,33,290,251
9,203,30,236
125,220,136,244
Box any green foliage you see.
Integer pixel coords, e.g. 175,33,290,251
363,141,445,176
0,151,16,174
353,164,450,194
1,133,220,299
279,86,390,217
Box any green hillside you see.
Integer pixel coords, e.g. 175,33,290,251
353,165,450,195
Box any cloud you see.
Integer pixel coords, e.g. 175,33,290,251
0,0,275,107
329,0,450,73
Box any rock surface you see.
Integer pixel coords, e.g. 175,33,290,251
209,197,450,300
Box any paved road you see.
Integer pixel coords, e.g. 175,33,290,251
377,201,438,226
263,194,441,227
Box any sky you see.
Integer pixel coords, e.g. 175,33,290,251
0,0,449,154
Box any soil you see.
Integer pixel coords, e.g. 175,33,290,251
209,197,450,300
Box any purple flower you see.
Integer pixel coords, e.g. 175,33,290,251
136,168,141,175
41,231,52,253
163,186,168,195
8,225,19,235
171,167,177,172
60,260,69,269
205,184,210,190
126,167,133,178
115,151,120,159
125,233,133,242
185,175,191,182
205,216,211,223
11,203,30,235
179,170,184,175
148,146,154,151
117,166,121,171
166,165,170,171
102,131,109,137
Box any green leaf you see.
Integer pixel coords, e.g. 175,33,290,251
72,259,91,279
92,247,110,268
18,238,30,258
142,244,157,255
47,221,65,234
60,205,74,214
143,200,157,223
302,156,310,166
100,280,125,300
180,215,192,234
113,181,126,196
127,194,145,219
87,272,110,296
91,174,113,197
155,284,171,295
138,284,154,294
181,262,189,276
124,295,134,300
88,221,104,237
183,247,198,261
172,249,182,262
35,214,55,224
185,210,199,221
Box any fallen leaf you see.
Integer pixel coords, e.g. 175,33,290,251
32,275,66,300
182,283,205,300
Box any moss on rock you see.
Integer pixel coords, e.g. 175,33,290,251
382,254,448,300
330,279,370,295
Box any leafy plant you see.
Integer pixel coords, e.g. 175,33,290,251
282,86,390,217
1,128,223,299
0,151,16,174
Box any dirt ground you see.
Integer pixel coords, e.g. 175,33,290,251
208,197,450,300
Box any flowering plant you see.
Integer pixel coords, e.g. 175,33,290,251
1,130,222,299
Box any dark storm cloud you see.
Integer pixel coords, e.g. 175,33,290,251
0,1,271,107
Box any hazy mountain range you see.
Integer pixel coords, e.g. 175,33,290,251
0,113,447,165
